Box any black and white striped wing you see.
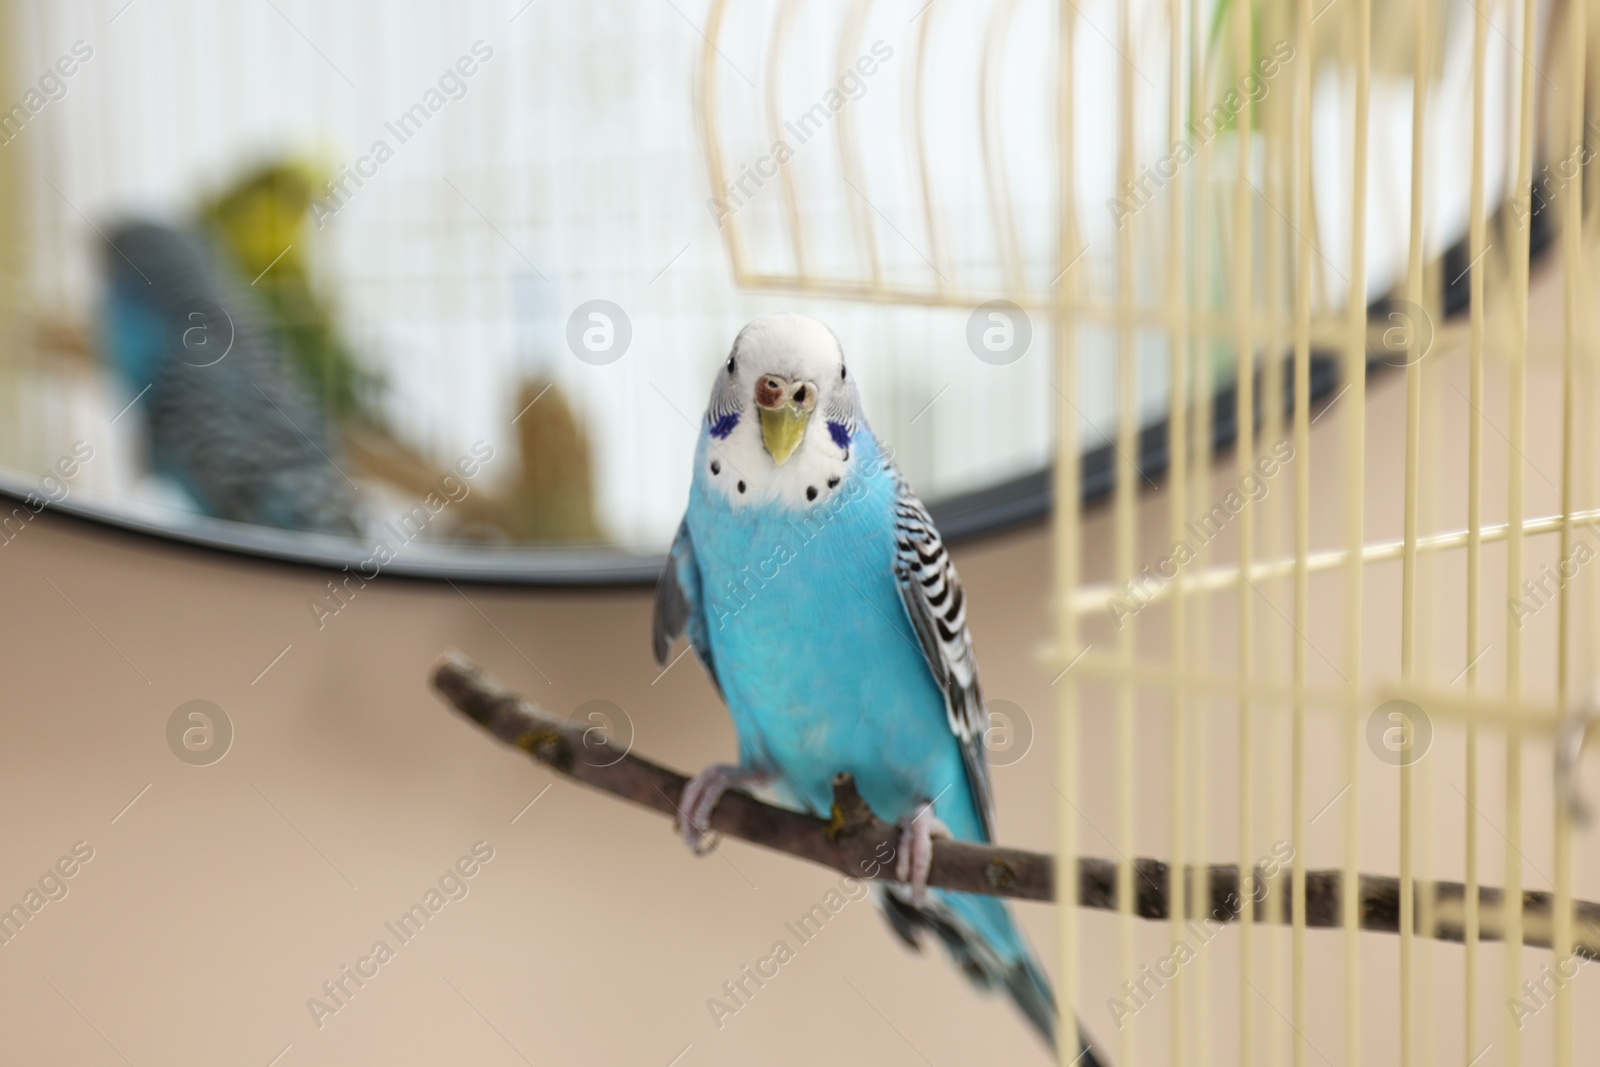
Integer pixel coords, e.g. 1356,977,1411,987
891,477,995,840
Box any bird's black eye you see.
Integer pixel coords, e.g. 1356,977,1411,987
727,354,736,373
840,364,847,380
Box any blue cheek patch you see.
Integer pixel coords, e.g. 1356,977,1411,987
827,420,852,449
709,413,740,439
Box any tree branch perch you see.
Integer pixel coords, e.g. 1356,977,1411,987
432,650,1600,958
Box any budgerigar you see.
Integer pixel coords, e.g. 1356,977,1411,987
652,313,1102,1062
200,160,380,423
100,221,359,535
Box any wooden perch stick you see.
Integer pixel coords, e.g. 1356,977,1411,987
432,650,1600,958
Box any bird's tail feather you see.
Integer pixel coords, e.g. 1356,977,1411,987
875,886,1106,1065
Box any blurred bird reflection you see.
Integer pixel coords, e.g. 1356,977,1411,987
93,158,603,545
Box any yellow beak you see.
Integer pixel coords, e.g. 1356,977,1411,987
758,405,811,466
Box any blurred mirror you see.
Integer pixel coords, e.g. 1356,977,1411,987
0,0,1528,579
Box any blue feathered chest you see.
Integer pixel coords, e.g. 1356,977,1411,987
682,430,968,830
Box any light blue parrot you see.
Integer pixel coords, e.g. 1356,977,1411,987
99,221,359,536
653,313,1101,1063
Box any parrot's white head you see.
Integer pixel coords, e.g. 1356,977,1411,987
699,312,865,510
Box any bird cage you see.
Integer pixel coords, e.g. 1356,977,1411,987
701,0,1599,1065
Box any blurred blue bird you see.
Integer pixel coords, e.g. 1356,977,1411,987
99,221,358,535
653,312,1101,1062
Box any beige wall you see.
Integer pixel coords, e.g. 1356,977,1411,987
0,496,1067,1065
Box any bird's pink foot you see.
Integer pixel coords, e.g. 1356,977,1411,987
895,802,951,907
678,764,770,854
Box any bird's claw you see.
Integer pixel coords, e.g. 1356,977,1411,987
895,803,951,907
678,764,765,854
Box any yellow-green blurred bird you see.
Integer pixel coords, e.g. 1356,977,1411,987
200,159,380,423
200,158,604,546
